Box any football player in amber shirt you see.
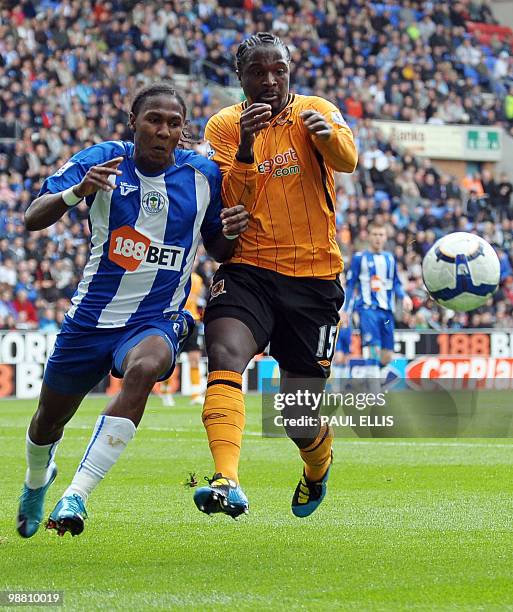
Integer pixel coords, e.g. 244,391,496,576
194,33,358,520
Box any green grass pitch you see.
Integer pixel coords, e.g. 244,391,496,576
2,394,513,610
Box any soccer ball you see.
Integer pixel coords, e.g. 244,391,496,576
422,232,500,312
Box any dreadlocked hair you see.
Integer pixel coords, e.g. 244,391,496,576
130,81,187,119
235,32,291,73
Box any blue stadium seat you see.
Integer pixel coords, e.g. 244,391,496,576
463,65,479,84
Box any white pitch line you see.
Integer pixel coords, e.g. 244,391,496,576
1,423,513,446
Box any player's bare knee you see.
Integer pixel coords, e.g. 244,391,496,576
124,358,164,391
207,339,249,372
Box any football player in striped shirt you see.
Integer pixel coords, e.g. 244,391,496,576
341,221,412,377
193,33,358,519
334,324,353,380
16,82,248,538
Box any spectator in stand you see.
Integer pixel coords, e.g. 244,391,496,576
496,248,513,281
495,172,513,220
35,259,59,304
38,307,59,333
461,172,485,196
12,289,38,329
419,173,442,203
466,189,490,223
0,289,16,321
0,257,17,288
439,174,461,203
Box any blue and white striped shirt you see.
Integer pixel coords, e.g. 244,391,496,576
343,250,405,313
40,141,223,328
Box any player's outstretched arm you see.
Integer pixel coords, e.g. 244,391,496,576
25,157,123,231
342,253,362,314
202,204,249,262
391,257,413,312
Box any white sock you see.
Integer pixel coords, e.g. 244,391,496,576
63,415,136,503
365,363,381,378
25,432,61,489
190,384,201,397
162,394,174,406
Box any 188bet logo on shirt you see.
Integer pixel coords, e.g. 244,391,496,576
108,225,184,272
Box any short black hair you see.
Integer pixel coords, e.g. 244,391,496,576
235,32,291,73
130,82,187,118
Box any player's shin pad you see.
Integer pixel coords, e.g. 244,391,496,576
202,371,244,482
299,424,334,482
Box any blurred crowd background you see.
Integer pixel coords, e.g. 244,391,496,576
0,0,512,332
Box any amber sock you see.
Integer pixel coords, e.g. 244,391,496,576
190,366,201,398
202,370,244,482
299,424,333,482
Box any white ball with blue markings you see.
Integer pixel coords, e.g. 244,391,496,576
422,232,500,312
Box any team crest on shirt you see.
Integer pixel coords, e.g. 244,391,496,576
142,190,166,214
331,111,348,127
275,107,292,126
210,279,226,299
205,140,216,160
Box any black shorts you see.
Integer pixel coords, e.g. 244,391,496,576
203,263,344,377
180,323,202,352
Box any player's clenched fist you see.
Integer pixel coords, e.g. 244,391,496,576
300,110,332,141
237,103,272,160
221,204,250,239
73,156,124,198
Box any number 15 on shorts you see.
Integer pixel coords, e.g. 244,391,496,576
316,325,338,359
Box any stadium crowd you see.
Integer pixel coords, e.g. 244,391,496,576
0,0,512,333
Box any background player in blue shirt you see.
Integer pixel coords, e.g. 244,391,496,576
334,323,352,380
341,221,412,375
16,82,249,539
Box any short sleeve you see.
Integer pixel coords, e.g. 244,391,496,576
39,157,89,196
39,141,126,196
